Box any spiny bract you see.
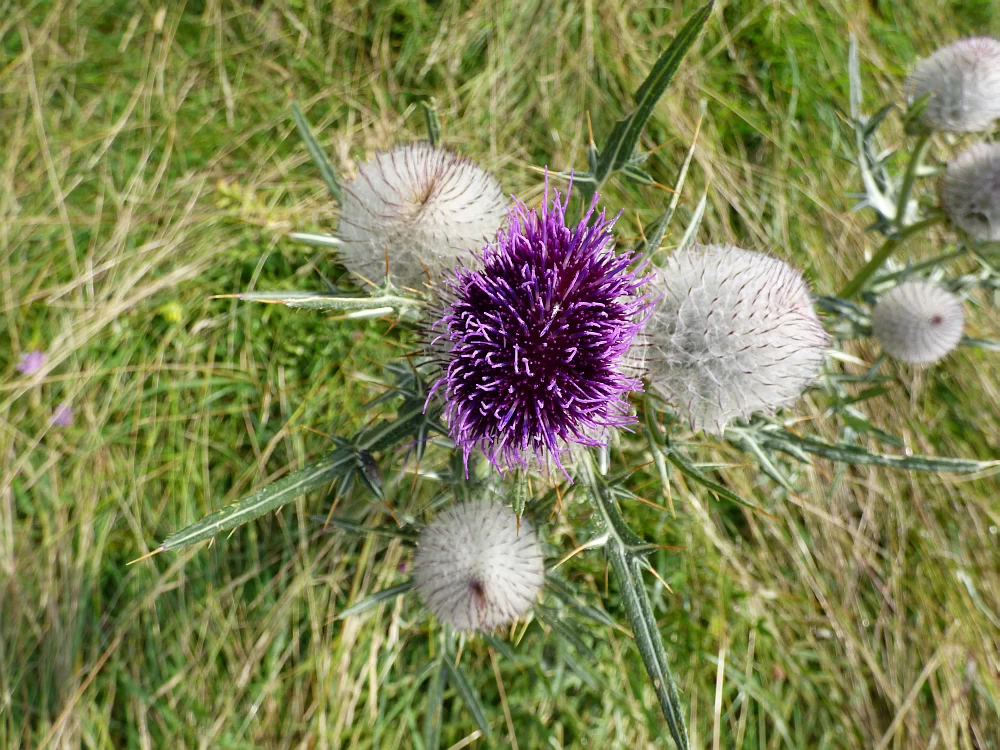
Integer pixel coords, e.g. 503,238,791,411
941,141,1000,242
645,245,827,434
872,280,964,364
337,143,507,290
906,37,1000,132
411,502,544,632
431,185,652,475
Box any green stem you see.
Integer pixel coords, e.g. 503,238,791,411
893,132,930,228
837,214,944,299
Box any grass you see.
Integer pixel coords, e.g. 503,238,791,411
1,0,998,747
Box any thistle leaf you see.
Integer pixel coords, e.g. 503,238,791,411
232,290,419,313
422,98,441,147
594,1,713,184
761,429,995,472
161,450,357,550
291,101,343,203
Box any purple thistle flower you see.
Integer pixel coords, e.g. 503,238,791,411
51,403,73,427
17,350,46,375
430,182,652,475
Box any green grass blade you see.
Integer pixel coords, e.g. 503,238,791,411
337,581,414,620
290,100,343,203
594,1,713,183
441,657,494,742
161,451,355,550
424,657,446,750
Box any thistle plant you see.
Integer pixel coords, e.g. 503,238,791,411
154,9,997,748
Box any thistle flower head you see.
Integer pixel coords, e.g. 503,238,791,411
871,281,964,363
430,184,652,474
906,37,1000,132
645,245,827,433
940,141,1000,241
337,143,507,290
412,502,544,632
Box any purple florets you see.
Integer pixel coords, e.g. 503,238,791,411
430,184,652,474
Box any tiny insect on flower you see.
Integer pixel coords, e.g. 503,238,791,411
872,281,964,364
645,244,827,434
940,141,1000,242
429,180,653,475
906,37,1000,133
337,143,507,292
411,502,544,632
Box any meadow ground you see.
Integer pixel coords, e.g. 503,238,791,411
2,0,999,747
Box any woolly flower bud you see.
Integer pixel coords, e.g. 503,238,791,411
940,142,1000,241
906,37,1000,132
412,502,544,632
645,245,827,434
871,281,964,363
338,143,507,290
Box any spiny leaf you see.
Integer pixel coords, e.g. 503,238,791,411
665,448,768,514
291,100,343,203
231,290,418,313
762,430,995,472
161,450,356,550
422,98,441,146
594,1,713,184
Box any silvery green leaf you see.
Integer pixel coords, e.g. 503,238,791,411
441,657,494,741
535,606,598,660
511,470,529,519
594,2,713,185
234,290,420,313
961,336,1000,351
291,101,343,203
288,232,343,248
545,577,618,629
664,448,767,514
762,430,994,472
337,581,414,620
622,164,657,185
161,450,357,550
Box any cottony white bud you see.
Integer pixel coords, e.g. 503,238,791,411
338,143,507,291
872,281,964,363
412,502,544,632
906,38,1000,132
645,245,827,433
940,141,1000,241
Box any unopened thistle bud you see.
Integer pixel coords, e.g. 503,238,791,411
412,502,544,632
906,37,1000,132
940,141,1000,241
645,245,827,434
871,281,964,363
338,143,507,290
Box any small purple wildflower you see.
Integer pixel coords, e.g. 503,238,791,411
17,350,46,375
51,403,73,427
431,182,652,474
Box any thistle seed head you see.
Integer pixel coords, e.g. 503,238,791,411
871,281,964,363
941,141,1000,241
645,245,827,433
430,184,652,475
411,502,544,632
337,143,507,290
906,37,1000,132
